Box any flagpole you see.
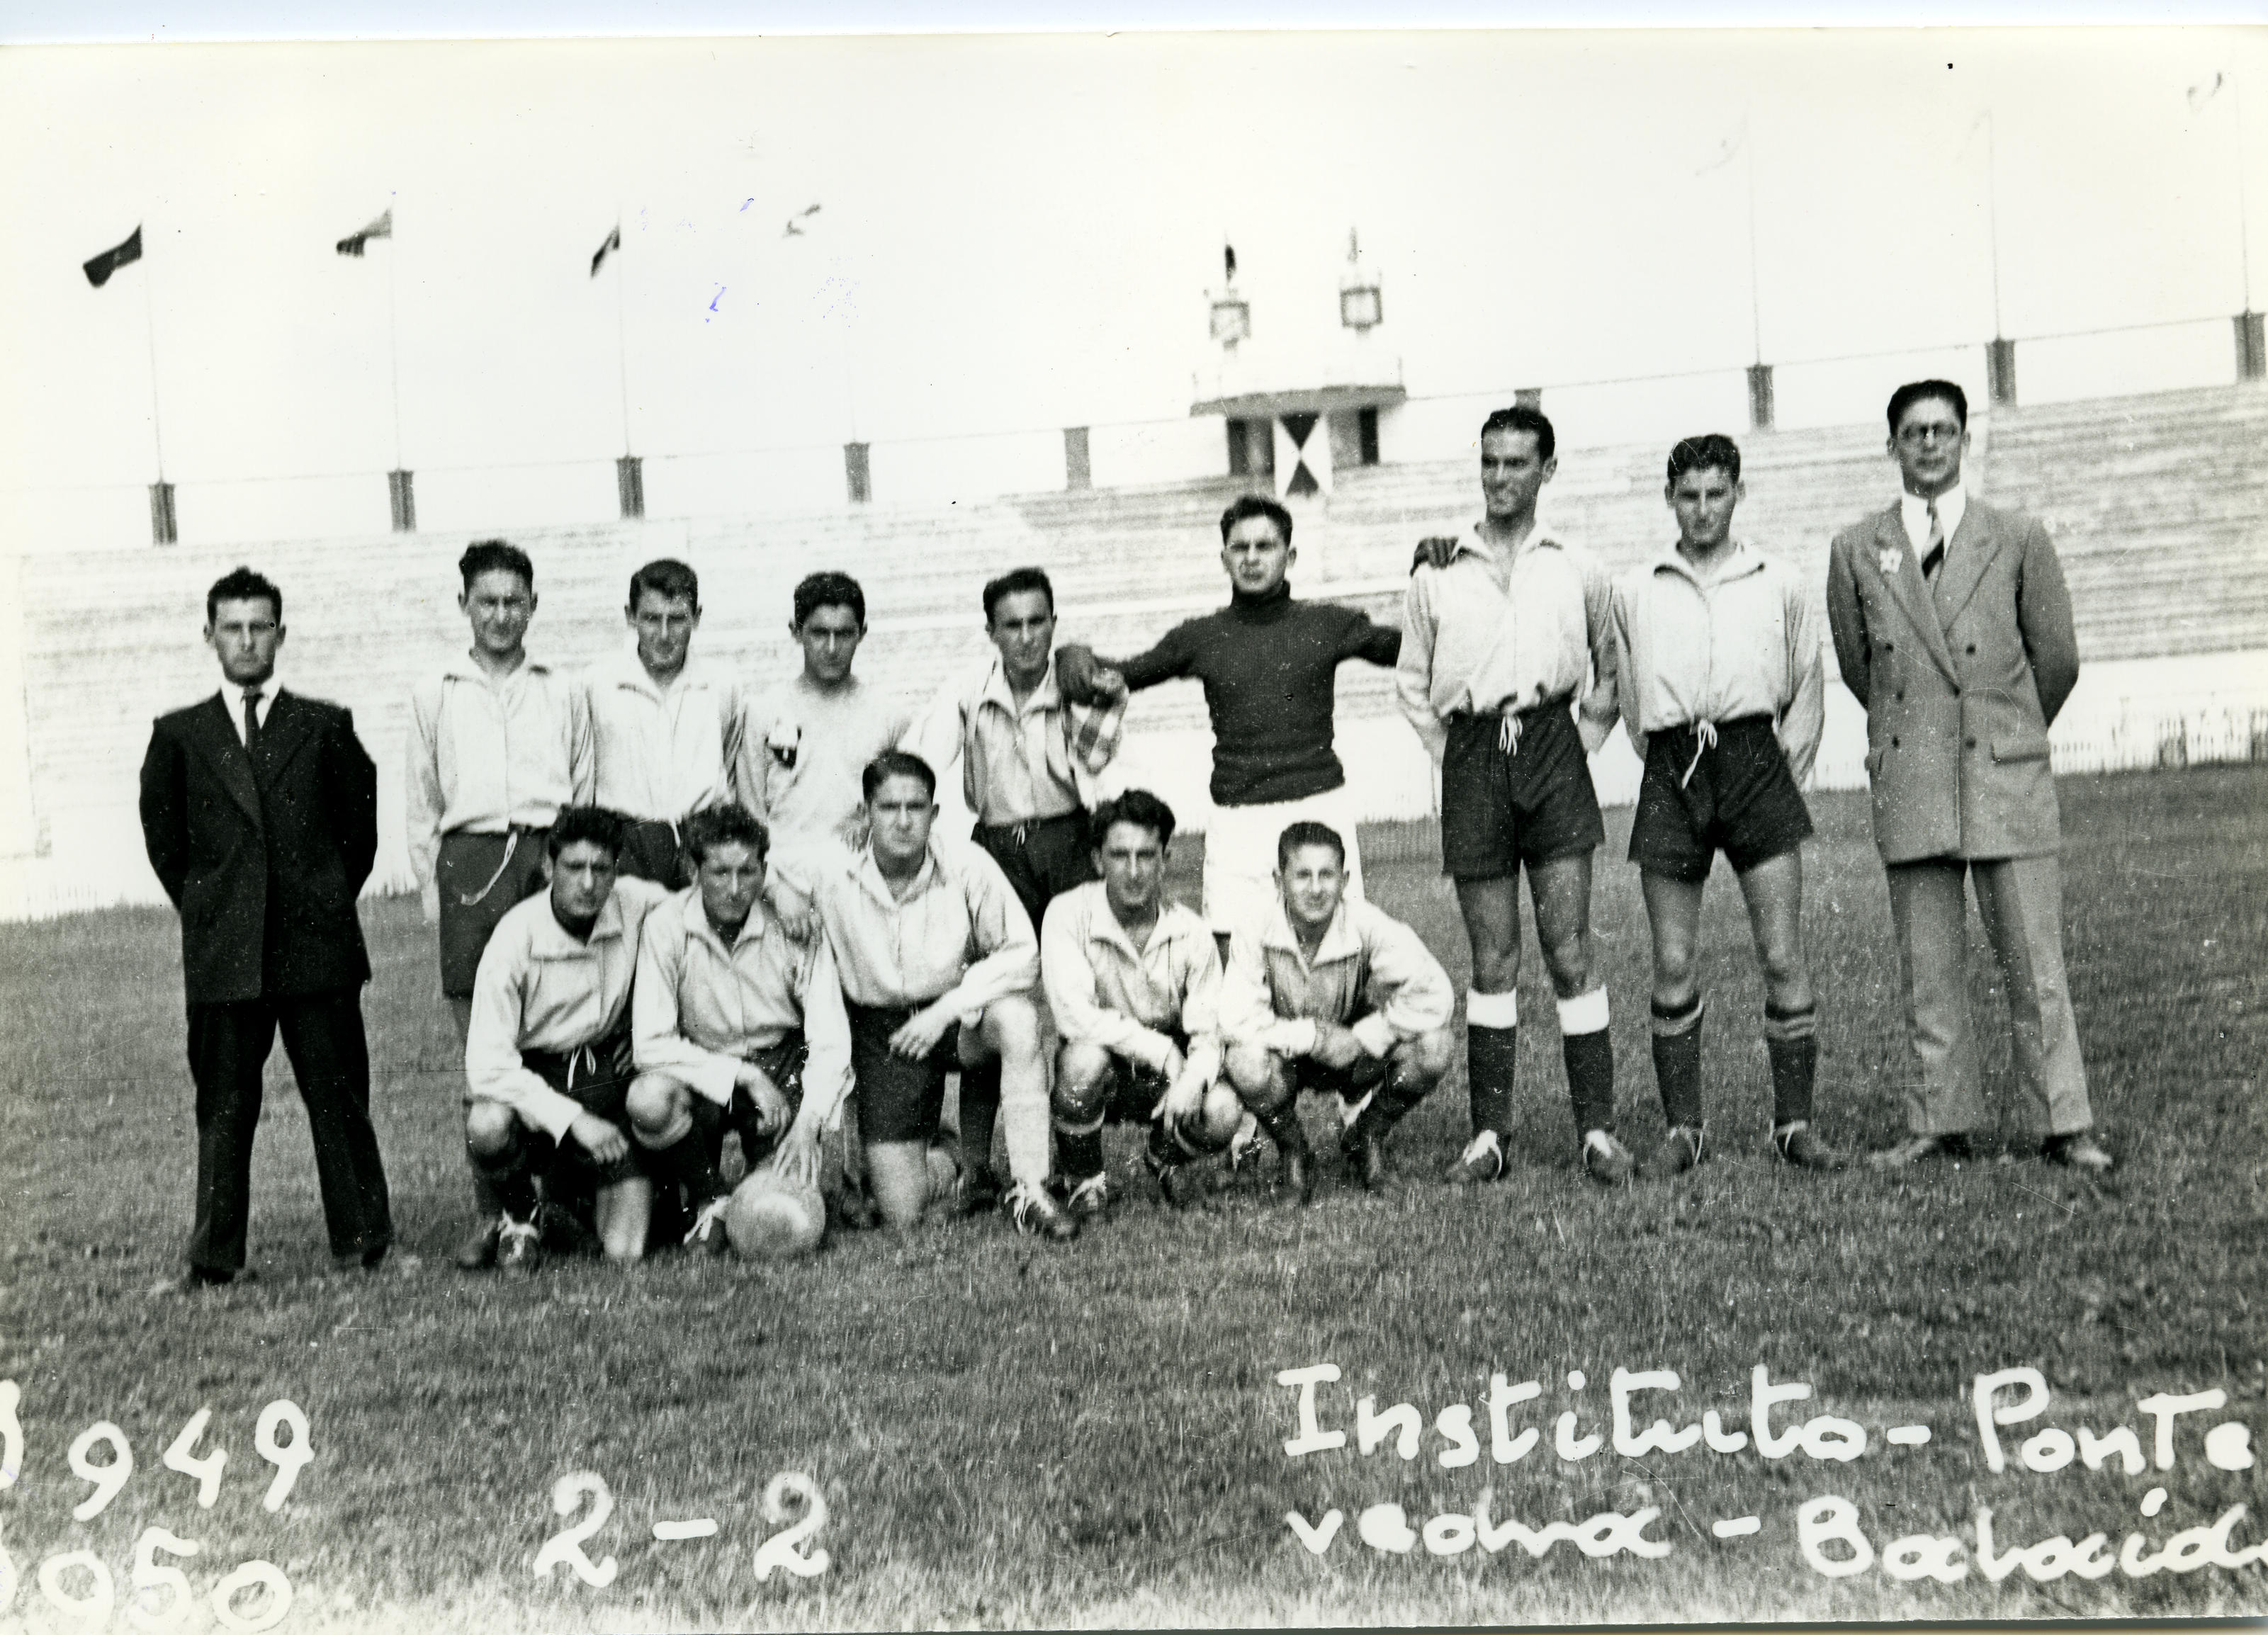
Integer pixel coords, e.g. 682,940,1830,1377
386,200,404,471
1985,110,2005,339
614,211,633,456
1742,111,1764,367
139,231,166,480
2234,74,2254,311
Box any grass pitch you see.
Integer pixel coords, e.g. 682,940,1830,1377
1,766,2264,1629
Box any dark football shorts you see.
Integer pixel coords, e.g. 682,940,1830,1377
519,1027,645,1189
1440,702,1606,881
1072,1028,1189,1126
1628,715,1813,884
1290,1042,1392,1102
436,827,549,997
845,1000,961,1145
616,818,691,890
686,1034,808,1167
974,810,1096,932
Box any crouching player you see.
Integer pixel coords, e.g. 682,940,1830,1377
626,803,854,1251
811,751,1077,1240
1611,434,1843,1177
461,807,672,1270
1043,790,1237,1217
1223,822,1455,1203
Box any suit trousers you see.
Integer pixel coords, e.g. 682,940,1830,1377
1883,855,2092,1140
184,988,393,1273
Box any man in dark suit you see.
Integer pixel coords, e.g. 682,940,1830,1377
1825,381,2111,1173
140,567,397,1289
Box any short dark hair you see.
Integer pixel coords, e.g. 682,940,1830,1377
1480,405,1556,463
1666,434,1742,487
460,539,534,594
205,567,282,627
1091,789,1176,850
794,571,866,629
1276,820,1346,871
628,558,700,610
1887,380,1968,435
983,567,1055,624
862,749,937,803
1219,493,1294,548
548,805,628,861
683,803,769,866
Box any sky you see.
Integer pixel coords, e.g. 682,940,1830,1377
1,15,2264,540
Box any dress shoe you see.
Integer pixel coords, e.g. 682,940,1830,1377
1640,1125,1705,1181
1867,1131,1975,1169
1444,1130,1507,1185
2042,1132,2114,1173
148,1267,252,1296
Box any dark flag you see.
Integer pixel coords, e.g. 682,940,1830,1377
782,202,821,238
83,226,143,289
1224,243,1237,283
335,207,393,257
591,224,621,277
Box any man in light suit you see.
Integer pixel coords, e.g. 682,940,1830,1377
1825,381,2112,1172
140,567,397,1289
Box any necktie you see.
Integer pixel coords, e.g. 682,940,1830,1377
1921,500,1946,586
242,688,263,756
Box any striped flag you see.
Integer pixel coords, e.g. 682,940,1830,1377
591,224,621,277
335,207,393,257
83,225,143,288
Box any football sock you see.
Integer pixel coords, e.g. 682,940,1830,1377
957,1060,1003,1177
470,1137,537,1221
1649,993,1706,1130
1256,1095,1310,1158
1763,1002,1819,1126
1054,1115,1107,1182
1465,988,1518,1138
1557,986,1616,1136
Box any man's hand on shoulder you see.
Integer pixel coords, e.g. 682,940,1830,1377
1054,644,1127,706
1411,537,1461,575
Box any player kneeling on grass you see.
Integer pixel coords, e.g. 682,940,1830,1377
1043,790,1237,1217
461,806,672,1272
1222,822,1455,1204
1610,434,1844,1179
626,803,855,1254
811,750,1076,1240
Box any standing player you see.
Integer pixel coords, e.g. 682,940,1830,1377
626,803,854,1250
1611,435,1842,1177
1827,381,2110,1172
1043,790,1237,1217
808,751,1075,1240
1222,822,1455,1204
406,539,592,1039
1398,405,1628,1187
740,571,913,912
909,565,1125,1211
1058,494,1400,943
586,558,746,888
460,807,672,1271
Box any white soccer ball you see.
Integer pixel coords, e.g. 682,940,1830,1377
725,1167,826,1260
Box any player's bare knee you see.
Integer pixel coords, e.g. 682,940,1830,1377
1541,932,1593,997
1404,1026,1457,1086
1227,1046,1290,1110
1468,944,1521,994
623,1073,682,1136
464,1102,518,1157
1053,1045,1111,1116
1196,1083,1246,1148
978,995,1043,1068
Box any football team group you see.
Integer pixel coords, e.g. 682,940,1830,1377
136,382,2115,1289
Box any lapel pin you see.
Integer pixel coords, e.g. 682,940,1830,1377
1877,546,1905,578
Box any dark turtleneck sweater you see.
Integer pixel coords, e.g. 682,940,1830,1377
1070,584,1400,808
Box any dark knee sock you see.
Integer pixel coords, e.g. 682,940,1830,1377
957,1060,1003,1175
1056,1122,1105,1182
1465,988,1519,1138
470,1136,537,1220
1649,995,1706,1129
1256,1096,1309,1157
1557,988,1616,1135
1764,1002,1819,1126
645,1122,727,1206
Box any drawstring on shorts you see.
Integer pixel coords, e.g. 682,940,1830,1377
1680,720,1720,788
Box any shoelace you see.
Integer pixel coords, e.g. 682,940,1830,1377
499,1215,540,1247
684,1195,732,1244
1681,720,1720,788
1066,1175,1109,1209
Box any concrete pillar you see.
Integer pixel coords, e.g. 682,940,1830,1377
1513,387,1542,411
616,455,645,520
844,442,871,505
388,469,417,533
2236,312,2266,382
147,480,177,546
1747,363,1776,431
1987,338,2017,408
1063,426,1092,491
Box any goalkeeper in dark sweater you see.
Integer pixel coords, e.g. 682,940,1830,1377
1057,494,1401,946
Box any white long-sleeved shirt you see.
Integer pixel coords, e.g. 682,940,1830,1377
405,655,592,889
737,674,912,849
631,886,853,1126
1219,895,1454,1060
584,648,746,824
1610,541,1826,785
810,837,1038,1020
464,876,672,1138
1041,881,1222,1084
1397,524,1618,762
